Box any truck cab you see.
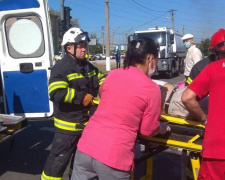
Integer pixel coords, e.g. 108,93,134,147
129,27,186,78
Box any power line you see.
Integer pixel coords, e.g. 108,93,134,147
129,12,169,31
62,0,224,43
131,0,168,13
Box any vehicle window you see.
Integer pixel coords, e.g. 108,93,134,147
167,32,171,45
135,32,166,46
5,15,44,58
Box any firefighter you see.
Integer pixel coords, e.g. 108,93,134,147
41,27,105,180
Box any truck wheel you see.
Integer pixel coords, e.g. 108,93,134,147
174,59,180,77
179,58,185,74
168,71,173,78
168,63,175,78
174,69,180,77
168,68,175,78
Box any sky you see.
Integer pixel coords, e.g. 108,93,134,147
47,0,225,44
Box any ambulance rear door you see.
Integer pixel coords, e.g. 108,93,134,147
0,0,54,117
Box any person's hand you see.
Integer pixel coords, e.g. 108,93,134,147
159,122,171,134
202,118,207,125
82,94,93,106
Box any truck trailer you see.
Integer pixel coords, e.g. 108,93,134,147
129,27,186,78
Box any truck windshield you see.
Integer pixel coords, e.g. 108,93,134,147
134,32,166,46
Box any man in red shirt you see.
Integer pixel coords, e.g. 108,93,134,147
182,28,225,179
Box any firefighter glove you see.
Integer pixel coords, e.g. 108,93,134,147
82,93,93,106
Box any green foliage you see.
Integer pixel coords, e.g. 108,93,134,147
49,8,80,52
49,8,60,19
70,19,80,28
49,8,80,27
199,39,211,57
89,33,102,54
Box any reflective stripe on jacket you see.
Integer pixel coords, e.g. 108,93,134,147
54,117,88,131
48,54,105,134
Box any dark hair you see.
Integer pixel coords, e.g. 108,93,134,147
123,37,158,68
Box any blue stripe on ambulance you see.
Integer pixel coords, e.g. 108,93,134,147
0,0,40,11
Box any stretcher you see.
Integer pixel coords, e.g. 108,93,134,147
132,115,205,180
0,114,27,144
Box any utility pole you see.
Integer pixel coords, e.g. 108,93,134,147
125,28,132,45
61,0,65,57
105,0,110,71
102,26,104,54
112,27,120,52
170,9,176,31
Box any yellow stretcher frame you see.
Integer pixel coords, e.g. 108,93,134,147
132,115,205,180
160,115,205,128
0,116,27,143
142,115,204,152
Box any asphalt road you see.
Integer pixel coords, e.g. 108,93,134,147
0,72,185,180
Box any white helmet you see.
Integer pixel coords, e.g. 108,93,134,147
61,27,90,46
181,34,194,40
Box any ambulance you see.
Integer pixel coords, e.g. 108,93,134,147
0,0,54,142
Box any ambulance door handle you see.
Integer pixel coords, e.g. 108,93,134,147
20,63,33,73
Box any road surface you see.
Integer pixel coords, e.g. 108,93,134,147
0,71,185,180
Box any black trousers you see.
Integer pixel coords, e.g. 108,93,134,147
116,60,120,68
42,132,81,179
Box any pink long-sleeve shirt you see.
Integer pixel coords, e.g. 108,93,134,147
77,66,161,171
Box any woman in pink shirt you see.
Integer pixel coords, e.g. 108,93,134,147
71,37,166,180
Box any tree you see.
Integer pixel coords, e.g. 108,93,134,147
89,33,102,54
49,8,80,52
49,8,80,27
70,19,80,28
199,38,211,57
49,8,60,19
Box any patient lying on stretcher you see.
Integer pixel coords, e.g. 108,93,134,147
152,80,208,121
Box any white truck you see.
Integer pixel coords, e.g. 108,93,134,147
0,0,54,143
129,27,186,78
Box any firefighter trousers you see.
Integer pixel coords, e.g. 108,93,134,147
41,132,81,180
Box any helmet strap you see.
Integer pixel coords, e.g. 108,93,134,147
66,43,77,59
72,44,77,59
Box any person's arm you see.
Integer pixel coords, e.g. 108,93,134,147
139,85,171,137
48,66,87,105
181,88,207,123
96,68,106,86
139,87,161,136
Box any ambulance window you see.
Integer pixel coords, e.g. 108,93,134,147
5,16,44,58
